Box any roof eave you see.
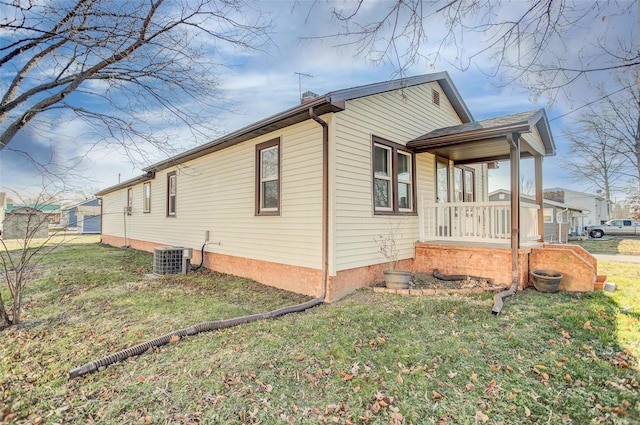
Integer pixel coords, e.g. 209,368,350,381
532,109,555,156
144,96,344,172
95,174,153,196
408,122,531,150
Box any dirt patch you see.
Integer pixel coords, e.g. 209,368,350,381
410,272,506,291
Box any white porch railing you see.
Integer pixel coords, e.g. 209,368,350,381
419,200,541,243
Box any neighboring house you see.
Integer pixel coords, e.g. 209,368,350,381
489,189,588,243
6,202,62,227
61,198,102,234
2,206,49,239
543,188,608,227
97,72,598,300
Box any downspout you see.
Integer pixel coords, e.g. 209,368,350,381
309,106,330,302
68,109,332,379
492,132,520,314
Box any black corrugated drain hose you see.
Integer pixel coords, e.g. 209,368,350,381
69,297,323,379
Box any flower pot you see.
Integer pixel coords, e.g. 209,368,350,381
383,270,412,289
530,270,563,293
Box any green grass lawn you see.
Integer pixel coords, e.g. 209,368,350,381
571,237,640,255
1,243,639,424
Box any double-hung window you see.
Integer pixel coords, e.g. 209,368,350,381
256,138,280,215
373,137,414,214
167,172,177,216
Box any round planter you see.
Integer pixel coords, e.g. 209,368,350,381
383,270,412,289
530,270,563,293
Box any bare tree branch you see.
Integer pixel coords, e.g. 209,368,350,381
306,0,637,98
0,0,272,165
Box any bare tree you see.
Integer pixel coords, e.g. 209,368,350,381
0,191,60,329
310,1,638,99
626,194,640,220
563,111,628,206
520,176,534,196
0,0,271,161
594,72,640,194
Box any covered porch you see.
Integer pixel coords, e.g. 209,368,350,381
409,109,555,247
406,110,597,301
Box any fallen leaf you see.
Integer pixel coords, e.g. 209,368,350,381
583,321,593,330
475,410,489,422
465,382,475,391
524,406,531,417
395,375,403,384
432,391,443,400
169,335,180,343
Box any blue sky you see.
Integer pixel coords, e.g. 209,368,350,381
0,0,636,202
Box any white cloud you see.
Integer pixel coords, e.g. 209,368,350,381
1,0,636,201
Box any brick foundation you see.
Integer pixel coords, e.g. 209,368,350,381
328,259,413,301
413,242,530,288
529,244,596,292
101,235,324,299
101,235,596,302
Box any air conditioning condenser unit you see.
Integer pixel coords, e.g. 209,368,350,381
153,246,193,275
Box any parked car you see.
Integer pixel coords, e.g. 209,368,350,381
588,219,640,238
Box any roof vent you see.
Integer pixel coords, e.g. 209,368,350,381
432,89,440,106
301,91,319,104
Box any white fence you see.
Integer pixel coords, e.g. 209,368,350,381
419,201,540,243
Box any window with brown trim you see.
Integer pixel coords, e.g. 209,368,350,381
143,182,151,213
372,136,415,214
167,172,177,217
255,138,280,215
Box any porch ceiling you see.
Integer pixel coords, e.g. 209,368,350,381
407,109,555,164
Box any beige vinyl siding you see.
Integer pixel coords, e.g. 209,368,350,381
101,118,326,269
101,190,128,238
522,126,546,156
332,82,463,272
